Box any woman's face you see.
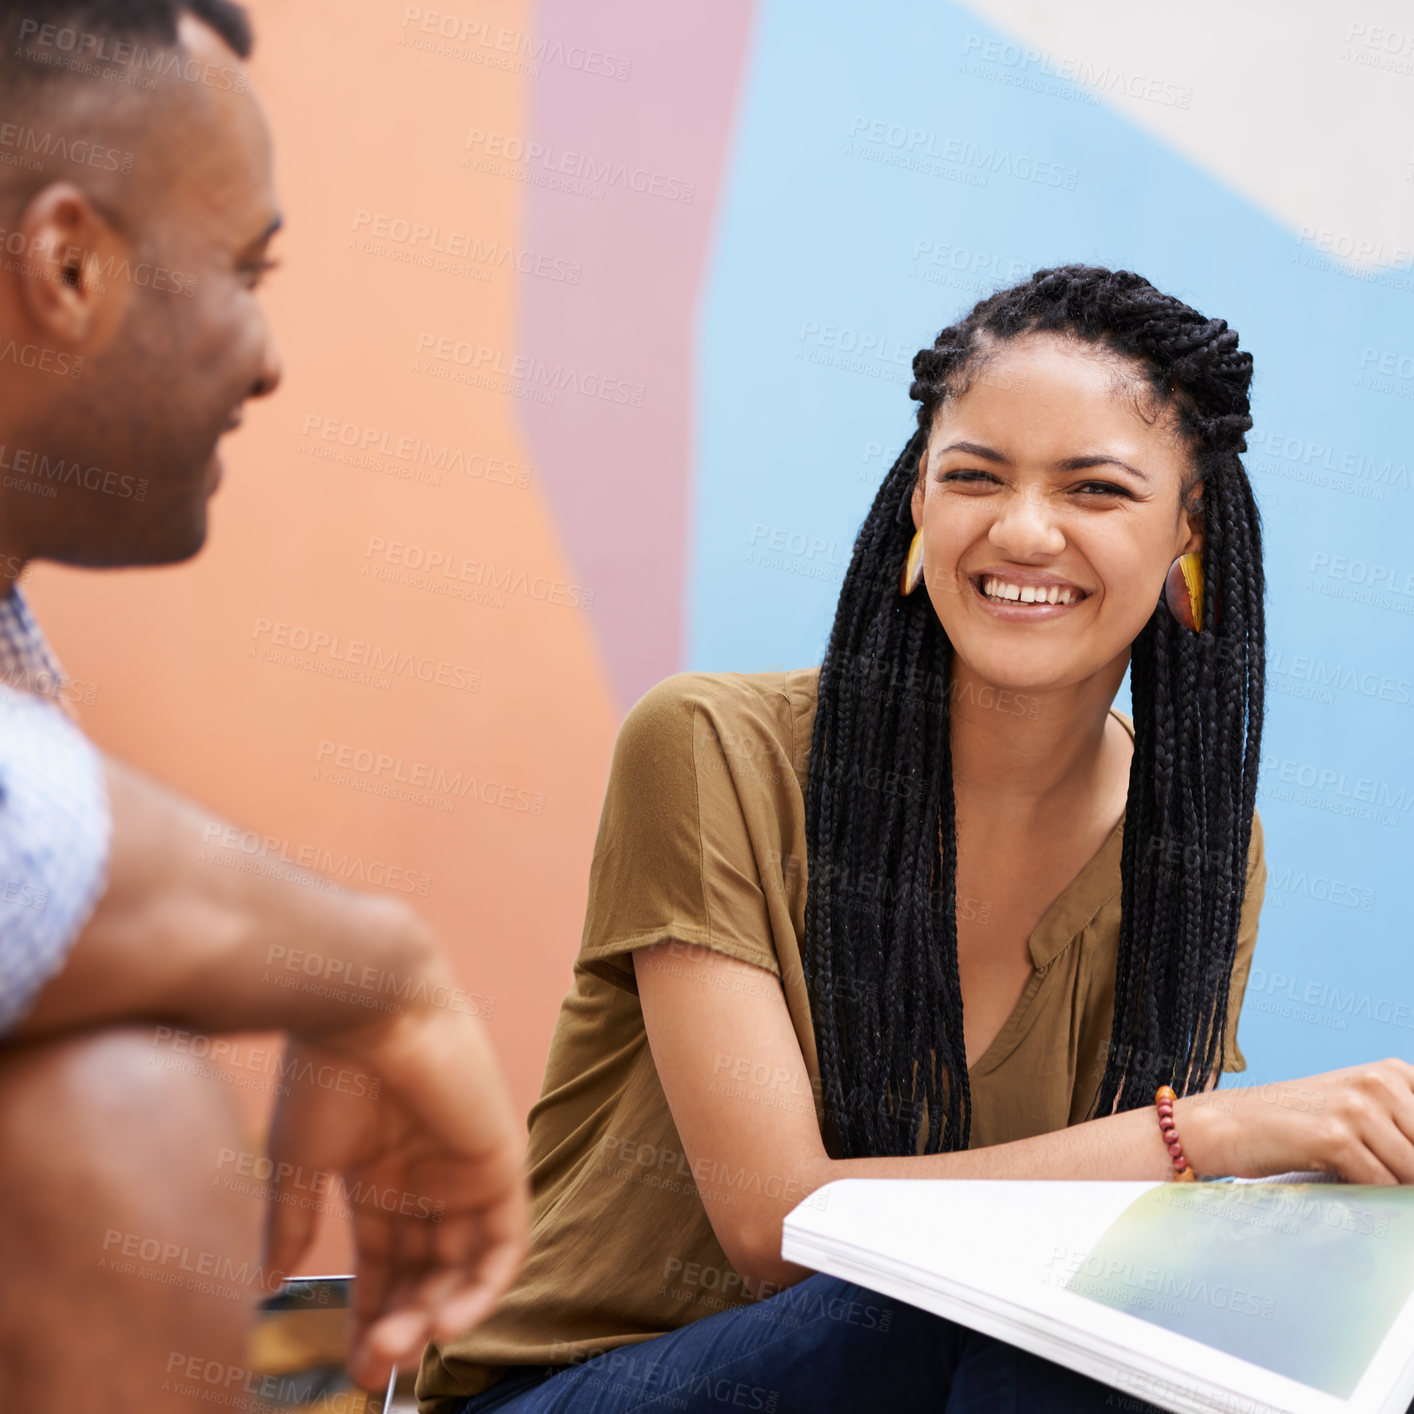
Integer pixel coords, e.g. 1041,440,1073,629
911,332,1203,695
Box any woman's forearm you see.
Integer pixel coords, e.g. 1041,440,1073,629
807,1090,1227,1186
742,1097,1232,1292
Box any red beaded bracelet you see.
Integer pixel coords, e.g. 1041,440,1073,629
1155,1085,1197,1182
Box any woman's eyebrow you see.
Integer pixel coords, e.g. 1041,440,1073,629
1053,454,1150,483
935,441,1149,483
935,439,1008,463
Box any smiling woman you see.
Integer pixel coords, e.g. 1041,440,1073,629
419,266,1414,1414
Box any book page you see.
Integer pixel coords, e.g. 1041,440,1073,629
1063,1184,1414,1398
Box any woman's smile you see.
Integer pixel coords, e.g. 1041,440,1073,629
969,565,1091,619
911,334,1203,691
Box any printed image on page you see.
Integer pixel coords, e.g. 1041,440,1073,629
1061,1184,1414,1398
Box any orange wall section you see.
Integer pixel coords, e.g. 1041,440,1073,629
25,0,619,1272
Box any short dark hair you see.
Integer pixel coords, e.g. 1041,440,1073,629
0,0,253,78
0,0,254,211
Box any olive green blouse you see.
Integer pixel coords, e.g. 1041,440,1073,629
418,667,1264,1409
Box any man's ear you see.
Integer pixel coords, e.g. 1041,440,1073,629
911,450,926,531
15,182,133,346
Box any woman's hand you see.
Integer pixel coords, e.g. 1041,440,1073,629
1181,1057,1414,1184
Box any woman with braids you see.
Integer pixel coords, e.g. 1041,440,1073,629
419,266,1414,1413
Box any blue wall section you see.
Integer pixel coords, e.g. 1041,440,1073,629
691,0,1414,1089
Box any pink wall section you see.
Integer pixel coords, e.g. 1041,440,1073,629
517,0,758,708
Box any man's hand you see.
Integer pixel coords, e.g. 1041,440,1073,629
263,999,529,1391
12,756,531,1386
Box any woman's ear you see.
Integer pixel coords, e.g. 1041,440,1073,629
1180,480,1205,557
911,451,926,531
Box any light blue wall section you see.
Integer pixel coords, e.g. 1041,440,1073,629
691,0,1414,1089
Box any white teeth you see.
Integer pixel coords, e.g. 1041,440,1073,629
981,576,1078,606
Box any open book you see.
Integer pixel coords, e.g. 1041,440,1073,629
781,1175,1414,1414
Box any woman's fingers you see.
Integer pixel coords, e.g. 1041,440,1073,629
1310,1059,1414,1184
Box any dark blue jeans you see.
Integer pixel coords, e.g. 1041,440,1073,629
453,1273,1138,1412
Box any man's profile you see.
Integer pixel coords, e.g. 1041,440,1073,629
0,3,528,1406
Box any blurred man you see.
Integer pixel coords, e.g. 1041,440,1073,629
0,1,528,1405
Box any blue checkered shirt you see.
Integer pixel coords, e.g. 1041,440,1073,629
0,586,111,1034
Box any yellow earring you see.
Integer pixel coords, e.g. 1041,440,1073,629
1163,551,1205,632
900,529,925,596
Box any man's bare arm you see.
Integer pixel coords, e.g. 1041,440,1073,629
9,752,529,1390
14,754,441,1042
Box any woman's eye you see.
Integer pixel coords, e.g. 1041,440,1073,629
1073,481,1132,498
940,469,999,486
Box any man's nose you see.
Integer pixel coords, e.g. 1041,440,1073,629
250,337,283,400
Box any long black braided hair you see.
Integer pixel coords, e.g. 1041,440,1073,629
802,264,1264,1158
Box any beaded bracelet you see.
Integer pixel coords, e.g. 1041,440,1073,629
1155,1085,1197,1182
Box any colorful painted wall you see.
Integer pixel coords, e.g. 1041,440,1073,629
25,0,1414,1267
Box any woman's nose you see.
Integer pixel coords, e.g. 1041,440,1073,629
987,483,1065,559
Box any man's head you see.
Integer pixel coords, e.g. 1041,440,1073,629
0,0,281,573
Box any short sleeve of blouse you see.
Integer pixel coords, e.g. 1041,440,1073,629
577,673,792,992
1219,808,1266,1073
